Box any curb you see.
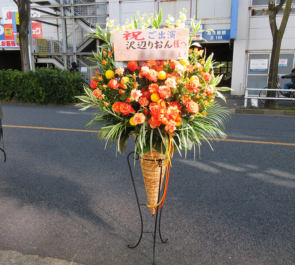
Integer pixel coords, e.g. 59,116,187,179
235,108,295,116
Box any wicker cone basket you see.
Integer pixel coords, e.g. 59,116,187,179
139,149,167,215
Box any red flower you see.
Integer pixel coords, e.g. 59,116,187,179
133,82,138,88
108,52,112,56
127,61,138,71
95,70,99,75
119,89,125,94
203,72,211,82
108,79,118,89
112,102,121,112
144,109,148,115
102,59,106,65
126,97,132,102
120,103,135,115
90,80,98,89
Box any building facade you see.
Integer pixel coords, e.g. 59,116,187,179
0,0,294,94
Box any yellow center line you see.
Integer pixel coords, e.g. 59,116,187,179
3,125,97,133
3,125,295,146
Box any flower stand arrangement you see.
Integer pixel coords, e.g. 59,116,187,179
76,9,230,264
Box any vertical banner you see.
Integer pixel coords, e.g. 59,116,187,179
32,23,43,39
0,24,5,41
12,12,20,33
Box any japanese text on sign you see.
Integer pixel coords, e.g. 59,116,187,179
113,28,189,61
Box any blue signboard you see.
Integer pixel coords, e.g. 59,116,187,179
0,24,5,41
203,30,230,41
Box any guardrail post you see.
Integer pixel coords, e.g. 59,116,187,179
244,87,248,107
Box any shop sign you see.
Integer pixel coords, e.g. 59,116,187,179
113,28,189,61
278,59,288,67
250,59,268,71
203,29,230,41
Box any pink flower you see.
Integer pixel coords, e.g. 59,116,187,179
146,69,158,82
133,113,146,125
165,120,176,133
115,67,124,76
205,85,215,96
130,89,142,102
159,85,172,99
186,100,199,114
139,97,149,107
175,64,186,74
165,78,177,90
140,66,149,76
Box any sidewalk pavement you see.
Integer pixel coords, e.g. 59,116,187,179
0,250,82,265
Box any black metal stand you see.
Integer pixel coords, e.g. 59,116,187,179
127,152,168,265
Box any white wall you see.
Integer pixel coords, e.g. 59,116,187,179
118,0,156,25
197,0,232,19
159,0,192,21
248,15,295,51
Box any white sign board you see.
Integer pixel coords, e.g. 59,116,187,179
81,67,87,73
278,59,288,67
250,59,268,71
113,28,189,61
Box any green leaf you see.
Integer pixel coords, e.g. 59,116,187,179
87,65,99,69
119,132,129,154
143,144,151,153
157,9,162,27
134,15,138,29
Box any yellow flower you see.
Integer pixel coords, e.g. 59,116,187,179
105,70,115,79
121,76,129,84
180,59,189,66
129,117,137,126
158,71,167,80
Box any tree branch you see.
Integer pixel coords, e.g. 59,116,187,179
268,1,278,37
12,0,18,6
278,0,292,36
276,0,286,14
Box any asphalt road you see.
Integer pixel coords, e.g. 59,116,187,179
0,104,295,265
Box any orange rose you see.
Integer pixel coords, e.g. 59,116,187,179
149,103,161,116
120,103,135,115
133,113,146,125
127,61,138,71
205,85,215,97
203,72,211,82
108,79,118,89
92,88,102,98
139,97,149,107
112,102,121,112
186,100,199,114
165,120,176,133
159,85,171,99
148,115,162,129
90,80,98,89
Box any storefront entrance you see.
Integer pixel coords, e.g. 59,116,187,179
200,43,233,88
